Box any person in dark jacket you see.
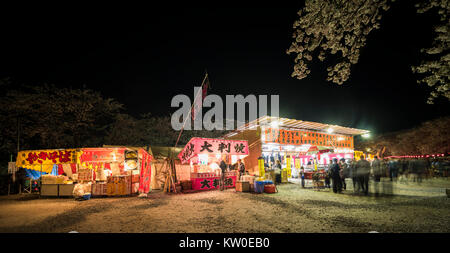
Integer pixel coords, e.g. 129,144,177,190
237,159,246,180
331,158,342,193
219,155,228,191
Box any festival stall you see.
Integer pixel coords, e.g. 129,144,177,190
15,147,152,197
178,137,249,191
223,116,370,185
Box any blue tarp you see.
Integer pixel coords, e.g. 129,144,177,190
24,164,59,180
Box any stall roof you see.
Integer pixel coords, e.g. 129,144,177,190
224,116,370,137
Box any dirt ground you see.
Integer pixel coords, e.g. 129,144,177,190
0,178,449,233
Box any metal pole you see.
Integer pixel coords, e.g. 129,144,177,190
175,72,208,147
17,116,20,154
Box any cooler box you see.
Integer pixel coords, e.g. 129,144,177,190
236,181,250,192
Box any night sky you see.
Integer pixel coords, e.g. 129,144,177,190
2,1,449,135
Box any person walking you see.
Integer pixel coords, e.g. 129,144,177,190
356,155,371,195
331,158,342,193
300,166,305,188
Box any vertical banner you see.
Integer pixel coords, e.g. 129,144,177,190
286,155,291,178
258,157,265,178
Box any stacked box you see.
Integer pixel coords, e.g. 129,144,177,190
92,183,107,196
106,176,131,196
78,169,92,181
235,181,250,192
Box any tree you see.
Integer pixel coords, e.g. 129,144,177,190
355,116,450,155
287,0,392,84
412,0,450,104
0,84,123,155
287,0,449,103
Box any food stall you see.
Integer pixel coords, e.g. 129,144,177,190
223,116,370,185
178,137,249,191
15,147,152,197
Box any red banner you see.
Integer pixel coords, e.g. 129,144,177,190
179,138,249,164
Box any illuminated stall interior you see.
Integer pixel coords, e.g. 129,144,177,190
178,137,249,191
224,116,370,177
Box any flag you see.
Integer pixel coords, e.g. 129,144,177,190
192,74,210,120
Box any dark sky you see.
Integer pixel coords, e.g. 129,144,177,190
1,1,449,135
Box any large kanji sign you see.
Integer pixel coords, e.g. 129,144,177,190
178,138,249,164
16,149,77,173
263,128,354,149
191,174,236,190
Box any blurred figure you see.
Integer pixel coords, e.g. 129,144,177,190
339,158,348,190
300,166,305,188
409,159,418,183
350,159,360,193
219,155,228,191
274,160,282,184
356,155,371,195
416,158,428,183
324,165,331,189
388,158,399,182
331,158,342,193
371,156,382,196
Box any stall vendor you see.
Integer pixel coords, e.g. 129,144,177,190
237,159,246,180
219,155,228,191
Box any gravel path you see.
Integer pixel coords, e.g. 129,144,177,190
0,178,449,233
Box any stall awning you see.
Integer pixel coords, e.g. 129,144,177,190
178,137,249,164
224,116,370,137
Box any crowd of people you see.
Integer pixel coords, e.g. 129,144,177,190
308,156,449,196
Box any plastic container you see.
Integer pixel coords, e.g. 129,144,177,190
254,181,265,193
264,184,277,193
82,194,91,200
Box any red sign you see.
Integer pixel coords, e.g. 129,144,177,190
191,174,236,191
179,138,249,164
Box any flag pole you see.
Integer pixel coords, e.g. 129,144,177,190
174,72,209,147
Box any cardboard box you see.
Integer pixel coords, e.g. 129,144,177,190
92,183,107,196
41,175,57,184
236,181,250,192
78,169,92,181
41,184,58,196
58,184,75,196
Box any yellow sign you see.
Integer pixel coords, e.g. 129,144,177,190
294,158,300,169
286,156,292,178
16,149,77,173
258,157,265,178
